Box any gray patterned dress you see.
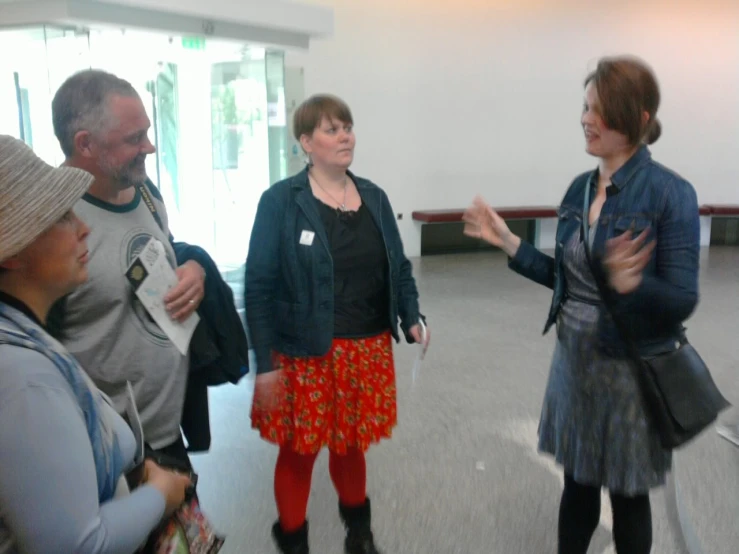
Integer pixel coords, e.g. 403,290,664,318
537,224,672,495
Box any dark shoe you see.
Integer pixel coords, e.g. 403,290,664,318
272,520,309,554
339,498,383,554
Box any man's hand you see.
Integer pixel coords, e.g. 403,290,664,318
164,260,205,322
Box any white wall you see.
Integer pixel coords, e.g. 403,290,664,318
288,0,739,256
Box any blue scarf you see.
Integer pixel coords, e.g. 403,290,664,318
0,303,126,502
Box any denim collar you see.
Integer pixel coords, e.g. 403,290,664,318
609,145,651,190
586,144,651,195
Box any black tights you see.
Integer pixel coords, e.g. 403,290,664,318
558,474,652,554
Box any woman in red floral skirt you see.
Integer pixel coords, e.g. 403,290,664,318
245,94,430,554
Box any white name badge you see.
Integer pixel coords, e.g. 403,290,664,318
299,230,315,246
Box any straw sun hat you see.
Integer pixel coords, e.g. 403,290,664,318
0,135,93,264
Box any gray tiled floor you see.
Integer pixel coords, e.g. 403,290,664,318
193,247,738,554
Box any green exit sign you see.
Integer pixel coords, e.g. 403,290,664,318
182,36,205,50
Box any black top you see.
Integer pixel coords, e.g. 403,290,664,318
315,200,390,338
0,290,43,327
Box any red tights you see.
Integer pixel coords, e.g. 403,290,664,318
274,446,367,532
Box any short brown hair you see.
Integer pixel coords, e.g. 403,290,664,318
585,56,661,146
293,94,353,142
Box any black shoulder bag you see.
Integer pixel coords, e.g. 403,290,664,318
581,184,729,449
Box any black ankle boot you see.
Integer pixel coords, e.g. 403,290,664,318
272,520,309,554
339,498,382,554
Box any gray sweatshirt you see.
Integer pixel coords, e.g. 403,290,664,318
58,192,189,450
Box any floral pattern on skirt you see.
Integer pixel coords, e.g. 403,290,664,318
251,331,397,455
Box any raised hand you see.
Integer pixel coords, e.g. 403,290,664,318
463,196,521,256
603,228,655,294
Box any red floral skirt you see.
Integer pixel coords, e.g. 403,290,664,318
251,331,397,455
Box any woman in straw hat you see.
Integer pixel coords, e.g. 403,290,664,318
0,135,190,553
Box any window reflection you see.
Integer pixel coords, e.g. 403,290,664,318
0,25,287,272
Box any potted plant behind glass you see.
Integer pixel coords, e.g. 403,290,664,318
212,84,240,170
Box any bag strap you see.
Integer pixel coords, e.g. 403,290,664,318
580,179,646,366
136,179,165,233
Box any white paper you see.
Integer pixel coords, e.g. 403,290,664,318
120,381,145,466
411,319,427,386
126,237,199,355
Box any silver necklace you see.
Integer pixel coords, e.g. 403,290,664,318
310,171,348,212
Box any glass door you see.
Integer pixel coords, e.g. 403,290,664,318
0,25,287,273
209,45,270,269
0,26,90,163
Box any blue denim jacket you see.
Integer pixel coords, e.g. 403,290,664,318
245,168,423,374
509,146,700,356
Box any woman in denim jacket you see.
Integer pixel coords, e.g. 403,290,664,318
464,56,700,554
245,95,430,554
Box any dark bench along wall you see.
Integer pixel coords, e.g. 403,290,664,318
412,205,738,256
707,205,739,245
412,207,557,256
